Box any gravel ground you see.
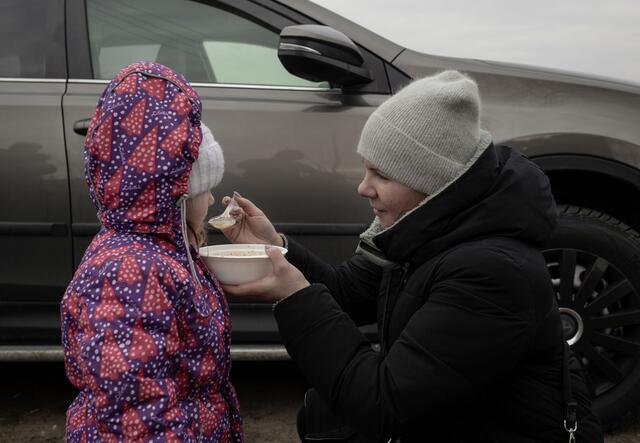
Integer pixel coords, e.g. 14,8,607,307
0,361,306,443
0,362,638,442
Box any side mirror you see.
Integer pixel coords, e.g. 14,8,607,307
278,25,373,88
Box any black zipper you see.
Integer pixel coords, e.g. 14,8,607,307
380,269,394,355
380,263,410,355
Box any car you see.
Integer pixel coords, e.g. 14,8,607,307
1,0,639,429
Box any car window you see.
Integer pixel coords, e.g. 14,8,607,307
0,0,66,78
86,0,327,88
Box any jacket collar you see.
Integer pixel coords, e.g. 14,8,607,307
356,144,557,269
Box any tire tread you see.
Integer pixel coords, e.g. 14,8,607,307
557,204,640,244
556,204,640,431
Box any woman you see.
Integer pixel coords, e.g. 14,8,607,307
221,71,602,442
60,61,243,442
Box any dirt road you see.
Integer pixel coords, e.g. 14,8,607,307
0,362,638,442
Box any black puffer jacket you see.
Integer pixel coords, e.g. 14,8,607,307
274,145,603,442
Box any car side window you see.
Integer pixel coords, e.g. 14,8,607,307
86,0,327,88
0,0,66,78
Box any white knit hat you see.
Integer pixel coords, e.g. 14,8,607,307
357,70,492,199
188,122,224,196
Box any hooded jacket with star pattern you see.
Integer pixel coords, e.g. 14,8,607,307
60,62,243,443
274,144,602,442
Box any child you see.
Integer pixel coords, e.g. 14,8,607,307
60,61,243,442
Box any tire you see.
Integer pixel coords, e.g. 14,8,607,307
543,205,640,430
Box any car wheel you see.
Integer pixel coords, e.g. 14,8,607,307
543,205,640,429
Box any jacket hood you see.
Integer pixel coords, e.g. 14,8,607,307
84,61,203,237
361,145,557,266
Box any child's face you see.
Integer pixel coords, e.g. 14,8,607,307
187,191,215,228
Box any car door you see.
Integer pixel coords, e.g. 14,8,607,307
0,0,72,344
63,0,391,344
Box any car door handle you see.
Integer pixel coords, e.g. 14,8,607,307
0,222,68,237
73,118,92,136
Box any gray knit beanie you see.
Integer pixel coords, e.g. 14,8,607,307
357,70,492,198
188,122,224,197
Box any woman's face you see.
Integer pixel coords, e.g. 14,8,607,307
357,160,426,229
186,191,215,229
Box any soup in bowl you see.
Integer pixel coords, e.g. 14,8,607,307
199,244,288,285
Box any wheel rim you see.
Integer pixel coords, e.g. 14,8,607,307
559,307,584,346
544,248,640,397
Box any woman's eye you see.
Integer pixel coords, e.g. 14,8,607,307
366,167,388,181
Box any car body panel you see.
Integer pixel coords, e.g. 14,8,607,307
392,49,640,169
2,0,640,353
62,79,386,342
272,0,405,63
0,80,72,343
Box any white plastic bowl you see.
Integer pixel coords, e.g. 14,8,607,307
199,244,288,285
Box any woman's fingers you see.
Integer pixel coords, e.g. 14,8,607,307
232,192,264,217
222,277,273,298
229,208,243,220
221,249,299,300
222,251,284,298
265,245,287,270
219,195,245,221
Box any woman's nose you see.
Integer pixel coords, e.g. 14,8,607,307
357,178,375,199
208,192,215,206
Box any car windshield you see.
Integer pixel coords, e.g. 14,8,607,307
311,0,640,85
